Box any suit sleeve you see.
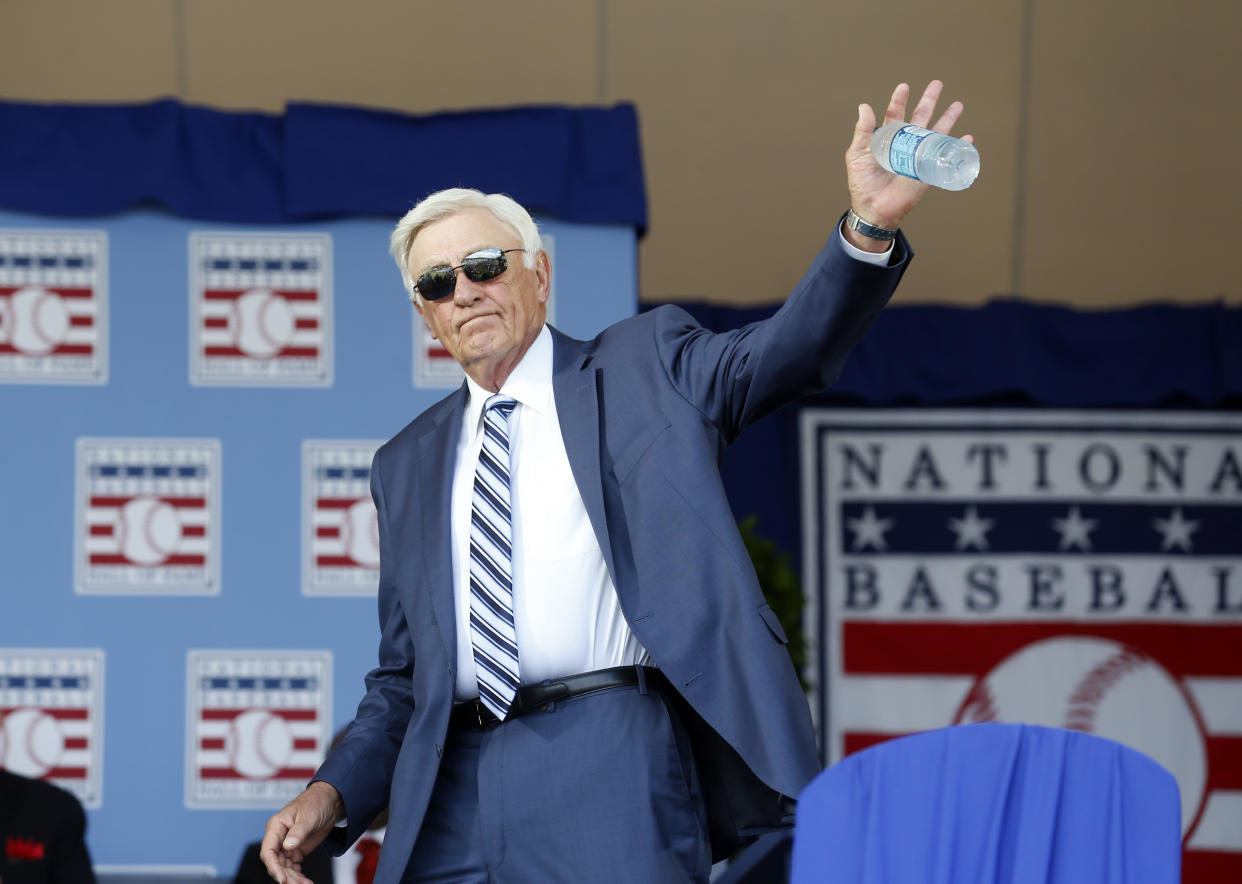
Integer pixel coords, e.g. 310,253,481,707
312,446,415,849
652,224,912,442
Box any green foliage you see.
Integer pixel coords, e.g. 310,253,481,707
738,515,808,691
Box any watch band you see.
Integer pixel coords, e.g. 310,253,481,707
846,208,898,241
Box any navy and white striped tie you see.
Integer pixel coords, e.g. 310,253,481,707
469,395,520,720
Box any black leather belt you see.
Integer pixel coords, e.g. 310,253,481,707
450,665,669,731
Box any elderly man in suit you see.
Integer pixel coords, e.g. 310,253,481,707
262,80,971,883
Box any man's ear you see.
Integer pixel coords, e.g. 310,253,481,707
535,251,551,305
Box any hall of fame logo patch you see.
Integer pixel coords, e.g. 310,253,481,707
0,649,104,807
189,232,332,386
802,410,1242,876
0,229,107,384
302,440,382,596
185,650,331,808
75,438,222,594
414,236,553,388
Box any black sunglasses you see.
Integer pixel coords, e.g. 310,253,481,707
414,248,525,301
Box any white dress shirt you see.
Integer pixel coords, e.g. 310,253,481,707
451,326,651,700
449,225,884,700
838,222,895,266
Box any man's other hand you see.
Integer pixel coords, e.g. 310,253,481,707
259,780,344,883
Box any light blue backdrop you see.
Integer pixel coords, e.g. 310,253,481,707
0,205,637,875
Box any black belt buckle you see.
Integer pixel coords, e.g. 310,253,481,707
473,698,495,729
476,699,501,730
452,698,500,731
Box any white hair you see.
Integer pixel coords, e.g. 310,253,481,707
389,188,543,300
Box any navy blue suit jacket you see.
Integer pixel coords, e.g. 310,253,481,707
316,230,912,877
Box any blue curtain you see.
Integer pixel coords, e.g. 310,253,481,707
664,299,1242,561
0,98,647,229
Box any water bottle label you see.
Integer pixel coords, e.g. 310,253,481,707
889,125,934,180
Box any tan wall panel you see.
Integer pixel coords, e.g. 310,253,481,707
0,0,178,102
1022,0,1241,306
608,0,1022,306
4,0,1235,308
181,0,600,113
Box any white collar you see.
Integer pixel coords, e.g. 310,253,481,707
463,325,553,431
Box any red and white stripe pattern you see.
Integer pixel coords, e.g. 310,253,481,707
1182,674,1242,861
76,439,220,594
830,622,1242,879
85,495,210,568
303,441,382,596
804,410,1242,883
0,230,106,382
190,233,331,386
0,649,104,808
187,651,331,807
195,708,322,780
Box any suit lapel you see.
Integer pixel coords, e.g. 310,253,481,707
550,328,618,586
415,385,467,666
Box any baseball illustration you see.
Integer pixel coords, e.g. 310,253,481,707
116,495,183,565
955,635,1207,835
342,498,381,568
231,289,294,358
4,286,69,355
227,710,294,780
0,707,64,777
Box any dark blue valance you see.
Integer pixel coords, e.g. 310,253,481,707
666,298,1242,560
672,299,1242,408
0,98,647,229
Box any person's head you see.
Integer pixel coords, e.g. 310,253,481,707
390,189,550,391
390,189,543,296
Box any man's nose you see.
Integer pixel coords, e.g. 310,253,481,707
452,271,484,304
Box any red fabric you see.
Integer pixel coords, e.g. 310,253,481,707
6,836,46,859
354,836,381,884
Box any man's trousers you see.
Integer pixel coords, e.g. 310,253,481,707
400,677,712,883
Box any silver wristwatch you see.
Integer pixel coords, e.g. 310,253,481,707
846,208,898,242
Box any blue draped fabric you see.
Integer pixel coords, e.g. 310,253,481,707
0,99,286,221
671,299,1242,409
665,298,1242,561
791,723,1182,883
0,98,647,229
282,102,647,226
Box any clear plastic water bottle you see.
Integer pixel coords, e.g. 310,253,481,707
870,122,980,191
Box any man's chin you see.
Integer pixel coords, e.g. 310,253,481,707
456,333,504,366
